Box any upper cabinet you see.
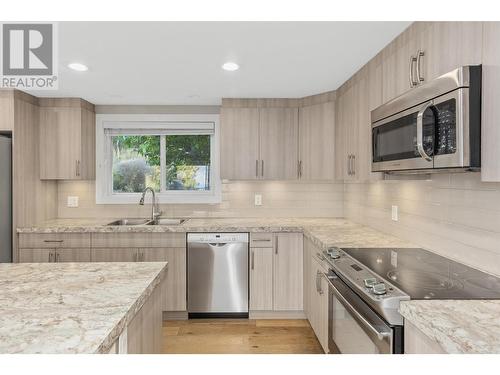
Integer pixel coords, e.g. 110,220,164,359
39,99,95,180
220,106,260,180
335,56,383,182
298,98,336,180
220,98,335,181
382,22,483,103
259,107,299,180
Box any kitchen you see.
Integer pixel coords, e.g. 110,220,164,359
1,3,500,373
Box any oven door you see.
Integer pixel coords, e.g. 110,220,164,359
372,88,466,172
327,272,394,354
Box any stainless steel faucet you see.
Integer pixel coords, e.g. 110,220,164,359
139,187,162,223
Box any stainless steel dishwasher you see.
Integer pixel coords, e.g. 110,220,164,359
187,233,249,318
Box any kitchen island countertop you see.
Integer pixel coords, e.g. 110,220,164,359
0,262,167,354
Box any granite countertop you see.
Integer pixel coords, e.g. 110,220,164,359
0,262,167,354
399,300,500,354
20,217,500,353
16,217,413,249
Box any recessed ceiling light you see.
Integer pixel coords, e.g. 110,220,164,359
222,62,239,71
68,62,88,72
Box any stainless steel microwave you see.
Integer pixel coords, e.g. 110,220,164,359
371,66,481,173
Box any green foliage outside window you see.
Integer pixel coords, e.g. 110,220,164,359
112,134,210,193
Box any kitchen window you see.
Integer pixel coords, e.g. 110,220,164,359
96,114,221,204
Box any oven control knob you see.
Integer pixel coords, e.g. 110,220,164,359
363,278,378,288
327,247,341,259
372,283,387,295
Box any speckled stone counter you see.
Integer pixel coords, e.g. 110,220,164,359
0,262,167,354
17,217,413,249
400,300,500,353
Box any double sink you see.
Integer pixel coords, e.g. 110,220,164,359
106,218,188,226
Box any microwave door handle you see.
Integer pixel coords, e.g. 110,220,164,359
326,276,391,341
416,101,434,162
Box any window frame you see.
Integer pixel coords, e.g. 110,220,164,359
95,114,221,204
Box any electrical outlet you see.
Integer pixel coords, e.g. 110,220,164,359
391,205,398,221
67,196,79,208
254,194,262,206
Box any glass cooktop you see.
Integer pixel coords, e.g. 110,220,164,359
343,248,500,300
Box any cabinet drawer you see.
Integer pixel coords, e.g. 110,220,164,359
250,233,274,248
18,233,91,248
91,233,186,248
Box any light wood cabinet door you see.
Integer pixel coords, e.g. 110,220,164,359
259,107,298,180
423,21,483,83
382,28,414,103
303,238,313,320
335,82,355,181
140,247,186,311
404,321,446,354
220,107,260,180
39,102,95,180
273,233,303,311
481,22,500,182
249,247,274,311
55,248,91,262
298,101,335,180
91,248,138,262
310,256,329,353
18,248,53,262
334,85,347,180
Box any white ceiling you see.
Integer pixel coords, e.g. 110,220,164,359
30,22,411,105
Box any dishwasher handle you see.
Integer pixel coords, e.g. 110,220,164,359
208,243,229,247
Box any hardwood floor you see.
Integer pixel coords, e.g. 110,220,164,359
162,319,324,354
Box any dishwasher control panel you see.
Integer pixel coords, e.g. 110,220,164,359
187,233,249,243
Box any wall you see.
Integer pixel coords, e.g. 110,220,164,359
57,180,344,219
344,172,500,276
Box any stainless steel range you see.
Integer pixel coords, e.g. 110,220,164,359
322,247,500,354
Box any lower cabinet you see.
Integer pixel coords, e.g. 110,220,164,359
249,247,274,310
309,256,329,352
140,247,186,311
273,233,304,311
19,248,53,262
91,247,138,262
404,321,446,354
304,236,329,353
89,233,187,312
249,233,304,315
19,248,91,262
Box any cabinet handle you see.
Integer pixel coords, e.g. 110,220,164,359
251,250,255,270
44,240,63,243
261,160,264,178
299,160,302,178
76,160,81,177
134,251,138,262
48,252,53,262
141,251,145,261
316,270,324,295
409,55,418,87
55,252,60,262
275,236,279,255
416,50,425,83
352,155,356,176
255,160,259,178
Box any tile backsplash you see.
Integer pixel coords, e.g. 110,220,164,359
344,173,500,276
57,180,344,219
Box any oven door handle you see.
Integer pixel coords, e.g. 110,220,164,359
326,275,391,341
416,100,434,162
